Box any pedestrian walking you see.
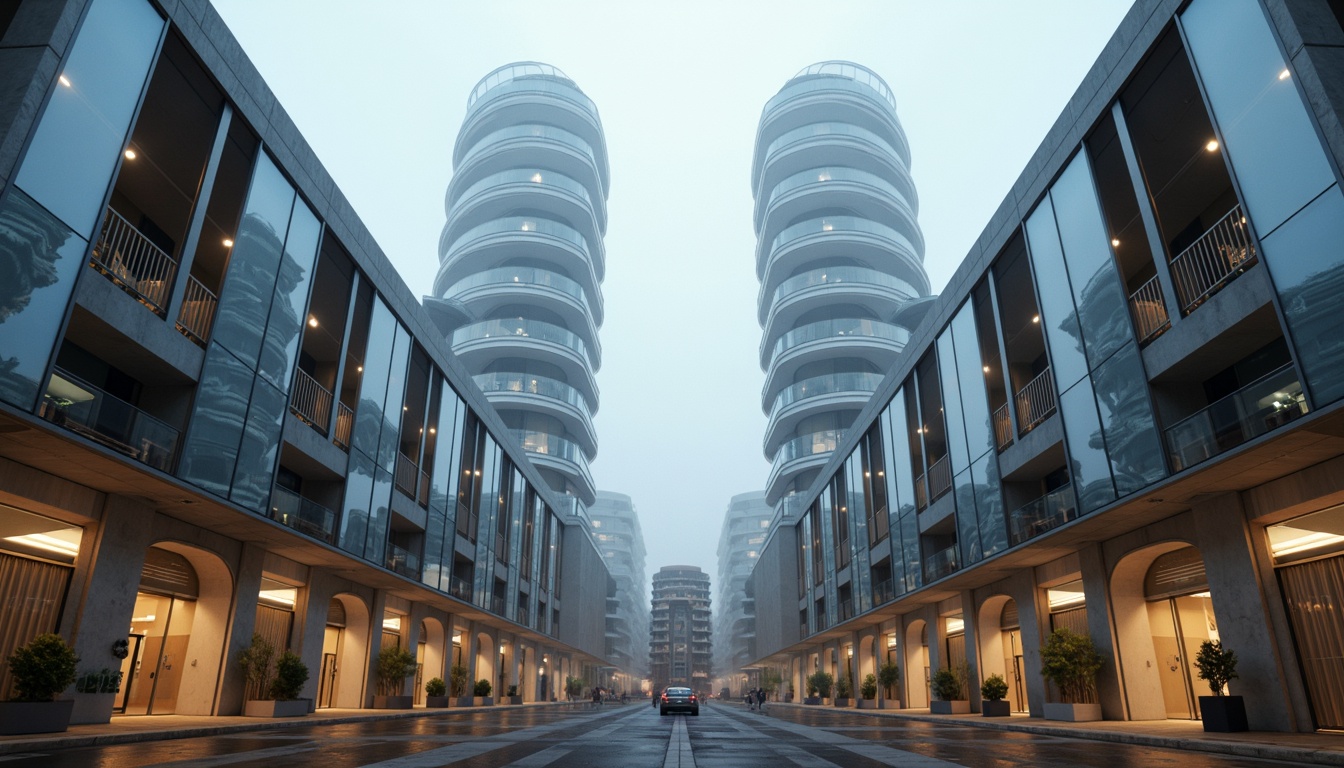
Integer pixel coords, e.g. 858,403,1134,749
756,687,766,712
744,689,754,710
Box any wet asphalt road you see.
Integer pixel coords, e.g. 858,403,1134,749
0,702,1307,767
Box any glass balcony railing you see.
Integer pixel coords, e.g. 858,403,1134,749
769,372,883,422
452,319,595,368
89,206,176,315
774,429,843,465
764,122,900,167
1165,363,1308,472
449,574,472,601
467,70,597,117
769,318,908,365
872,577,895,605
1007,483,1077,547
460,123,597,166
443,266,593,311
924,544,959,582
1128,275,1170,345
443,216,592,262
764,74,895,117
1170,204,1257,313
474,372,595,422
771,215,920,258
771,266,916,308
386,541,422,580
40,369,178,472
449,168,593,214
268,485,338,545
394,451,430,507
510,429,595,489
765,167,914,216
927,455,952,503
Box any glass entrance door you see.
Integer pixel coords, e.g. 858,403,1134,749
122,592,196,715
1146,593,1218,719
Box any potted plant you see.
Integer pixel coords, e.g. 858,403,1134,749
804,670,832,705
238,634,310,717
1039,627,1103,721
425,677,449,708
1194,640,1247,732
506,684,521,705
0,633,79,735
450,665,472,706
833,670,852,707
266,651,311,717
473,678,493,706
930,662,970,714
877,661,901,709
70,667,121,725
980,673,1010,717
761,668,782,703
373,646,417,709
786,680,794,703
564,676,583,702
858,673,879,709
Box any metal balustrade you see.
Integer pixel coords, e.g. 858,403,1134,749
41,368,179,472
1169,205,1256,312
923,544,958,582
333,403,354,449
1128,275,1170,344
268,485,338,544
1014,367,1057,434
290,368,334,433
1165,363,1307,472
993,403,1013,451
927,455,952,503
386,541,421,579
914,472,929,511
176,275,218,345
90,206,177,313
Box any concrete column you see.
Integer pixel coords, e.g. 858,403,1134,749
67,495,155,679
364,590,389,706
292,570,339,704
960,588,982,711
1192,493,1307,731
217,542,267,715
1078,543,1123,720
1007,569,1046,717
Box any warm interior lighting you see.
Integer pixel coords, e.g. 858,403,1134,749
530,172,543,183
383,615,402,632
59,75,71,87
1205,139,1220,152
846,646,854,657
1047,581,1086,610
1111,238,1120,247
983,366,991,373
131,614,156,623
123,149,137,160
1031,315,1040,324
1279,69,1290,80
3,531,81,557
308,316,318,328
356,365,363,372
945,616,965,634
222,238,234,247
258,587,297,607
887,635,897,648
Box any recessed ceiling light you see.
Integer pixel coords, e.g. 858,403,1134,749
123,149,137,160
1205,139,1220,152
223,238,234,247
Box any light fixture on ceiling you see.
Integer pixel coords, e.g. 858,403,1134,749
308,316,318,328
1205,139,1220,152
123,149,137,160
1279,69,1290,81
1111,238,1120,247
1032,315,1040,324
223,238,234,247
59,75,72,87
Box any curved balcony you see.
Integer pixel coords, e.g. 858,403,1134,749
446,168,604,236
458,123,598,170
760,80,907,160
758,166,918,240
758,122,899,181
510,428,596,503
467,63,596,114
766,370,884,423
764,318,908,369
450,318,601,394
765,429,843,502
758,216,927,291
762,269,916,350
438,216,602,291
765,266,917,322
475,372,597,455
443,265,603,334
459,78,604,166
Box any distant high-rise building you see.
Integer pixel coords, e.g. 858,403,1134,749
713,492,772,696
588,491,649,691
429,61,609,513
751,61,932,516
650,565,712,693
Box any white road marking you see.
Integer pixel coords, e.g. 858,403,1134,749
661,714,696,768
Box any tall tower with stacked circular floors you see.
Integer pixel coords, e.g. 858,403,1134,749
429,62,608,510
753,62,932,514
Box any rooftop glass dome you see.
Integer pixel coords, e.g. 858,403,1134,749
468,61,578,107
789,60,897,110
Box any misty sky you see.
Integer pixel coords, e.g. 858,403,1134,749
209,1,1134,594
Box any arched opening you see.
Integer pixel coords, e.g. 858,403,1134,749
119,542,231,716
977,595,1025,713
475,631,495,697
1110,541,1211,721
417,618,446,706
904,619,928,708
318,593,369,709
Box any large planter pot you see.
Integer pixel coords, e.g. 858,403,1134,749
1043,702,1102,722
455,696,474,707
507,696,523,705
425,695,450,709
981,700,1011,717
245,699,310,718
856,699,878,709
373,695,413,710
803,696,822,705
1198,696,1248,733
833,697,851,708
878,699,901,710
69,692,116,725
930,700,971,714
0,700,75,735
472,696,493,707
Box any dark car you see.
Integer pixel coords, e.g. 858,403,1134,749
659,686,699,716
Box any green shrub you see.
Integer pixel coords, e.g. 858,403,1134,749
375,646,418,696
506,684,518,697
450,665,470,697
877,661,901,697
859,673,878,700
474,678,492,697
7,634,79,702
980,673,1009,702
835,672,852,698
237,633,276,701
1194,640,1238,696
805,670,833,698
425,677,447,697
1039,628,1103,704
931,666,964,701
269,651,309,701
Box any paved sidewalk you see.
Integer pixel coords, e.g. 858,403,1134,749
719,701,1344,766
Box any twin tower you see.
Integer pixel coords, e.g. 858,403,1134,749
426,61,931,516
